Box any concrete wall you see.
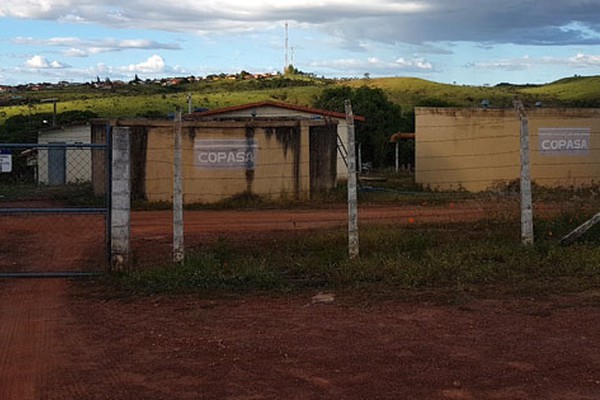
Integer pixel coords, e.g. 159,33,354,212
197,105,348,181
416,108,600,191
95,119,318,204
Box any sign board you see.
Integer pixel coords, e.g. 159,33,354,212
0,150,12,173
539,128,590,156
194,139,258,170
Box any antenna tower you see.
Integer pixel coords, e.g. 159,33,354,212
284,22,289,71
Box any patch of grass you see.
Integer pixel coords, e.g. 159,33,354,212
0,182,105,206
104,213,600,297
131,199,172,210
106,240,284,295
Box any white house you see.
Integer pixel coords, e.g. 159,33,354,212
37,124,92,185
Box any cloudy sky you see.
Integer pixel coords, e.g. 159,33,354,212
1,0,600,86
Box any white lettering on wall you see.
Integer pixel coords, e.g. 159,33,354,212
194,139,258,169
538,128,591,156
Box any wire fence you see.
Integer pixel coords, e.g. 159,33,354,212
3,110,598,273
121,109,600,267
0,143,109,273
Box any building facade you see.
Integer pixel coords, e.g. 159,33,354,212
91,102,363,204
38,124,91,185
416,107,600,191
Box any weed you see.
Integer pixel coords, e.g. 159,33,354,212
105,211,600,297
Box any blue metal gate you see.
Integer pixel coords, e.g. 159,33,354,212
0,137,111,278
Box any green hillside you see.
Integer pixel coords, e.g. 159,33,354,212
520,75,600,106
2,74,600,128
0,83,323,126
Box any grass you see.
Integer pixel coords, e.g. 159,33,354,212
103,212,600,298
0,84,324,125
0,182,106,206
522,75,600,106
4,74,600,127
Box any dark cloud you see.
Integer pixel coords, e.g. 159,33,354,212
319,1,600,47
3,1,600,47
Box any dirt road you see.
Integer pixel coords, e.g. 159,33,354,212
1,204,599,399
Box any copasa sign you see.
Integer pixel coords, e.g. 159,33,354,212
539,128,590,156
195,139,257,169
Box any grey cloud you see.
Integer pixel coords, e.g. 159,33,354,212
319,1,600,47
3,1,600,47
13,37,181,55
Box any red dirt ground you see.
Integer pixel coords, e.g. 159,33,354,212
1,204,599,399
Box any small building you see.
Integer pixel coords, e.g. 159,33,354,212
189,101,362,181
415,107,600,191
91,102,364,204
37,124,91,185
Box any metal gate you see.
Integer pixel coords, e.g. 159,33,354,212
0,136,111,278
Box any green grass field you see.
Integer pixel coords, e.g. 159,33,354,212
104,210,600,298
2,74,600,126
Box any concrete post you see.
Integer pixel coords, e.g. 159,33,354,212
173,111,185,264
111,126,131,270
358,143,362,174
345,100,359,259
395,141,399,172
516,102,534,245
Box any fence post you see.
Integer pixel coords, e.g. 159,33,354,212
345,100,359,259
358,142,362,173
173,111,185,264
516,101,534,245
111,126,131,270
395,141,400,172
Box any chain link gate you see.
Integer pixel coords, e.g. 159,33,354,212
0,135,111,278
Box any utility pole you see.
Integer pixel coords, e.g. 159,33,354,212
41,98,58,128
284,21,289,71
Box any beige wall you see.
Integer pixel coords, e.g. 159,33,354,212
143,121,311,204
416,108,600,191
198,105,348,181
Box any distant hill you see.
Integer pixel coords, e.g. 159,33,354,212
1,74,600,126
519,76,600,107
344,75,600,109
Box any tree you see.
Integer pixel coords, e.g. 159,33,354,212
0,110,98,143
314,86,412,168
284,64,302,76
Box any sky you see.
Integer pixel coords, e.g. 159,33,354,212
1,1,600,86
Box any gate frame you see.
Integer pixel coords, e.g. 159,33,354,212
0,136,112,277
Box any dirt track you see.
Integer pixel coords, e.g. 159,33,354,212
129,203,491,265
1,204,600,399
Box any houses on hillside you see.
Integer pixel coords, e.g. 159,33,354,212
0,71,283,93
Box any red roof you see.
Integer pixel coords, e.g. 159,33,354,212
390,132,415,142
185,101,366,122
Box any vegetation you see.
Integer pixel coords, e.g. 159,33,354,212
521,75,600,107
104,210,600,297
314,86,412,167
0,110,98,143
3,73,600,166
